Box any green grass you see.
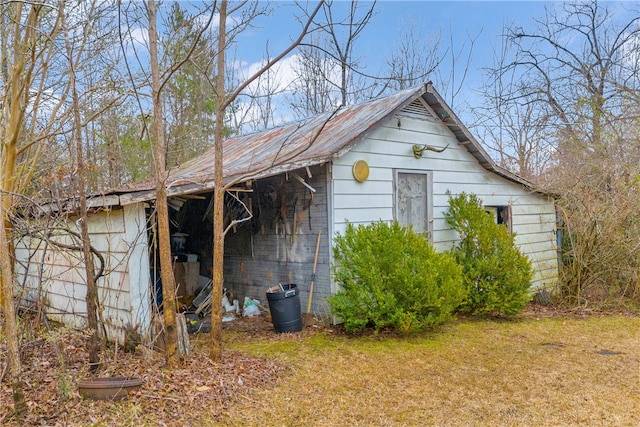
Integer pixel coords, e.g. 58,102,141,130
219,316,640,426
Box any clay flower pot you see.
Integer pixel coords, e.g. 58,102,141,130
77,376,143,400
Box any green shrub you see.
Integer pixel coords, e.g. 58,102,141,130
444,193,533,316
328,221,465,333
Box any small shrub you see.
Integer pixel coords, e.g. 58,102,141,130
329,221,465,333
445,192,533,316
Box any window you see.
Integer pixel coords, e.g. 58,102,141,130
484,205,512,233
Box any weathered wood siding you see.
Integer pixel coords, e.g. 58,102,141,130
15,203,152,343
223,164,332,317
331,112,558,289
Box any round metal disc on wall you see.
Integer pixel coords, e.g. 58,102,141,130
352,160,370,182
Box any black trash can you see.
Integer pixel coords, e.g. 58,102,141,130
266,284,302,333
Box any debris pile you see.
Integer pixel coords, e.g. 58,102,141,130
183,280,266,333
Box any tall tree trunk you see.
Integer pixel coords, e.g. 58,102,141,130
0,1,41,416
0,209,25,415
207,0,324,360
147,0,179,368
210,0,227,362
59,0,101,371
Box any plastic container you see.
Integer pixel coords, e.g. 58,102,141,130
266,284,302,332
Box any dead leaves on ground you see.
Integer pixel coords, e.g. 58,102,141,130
1,317,290,426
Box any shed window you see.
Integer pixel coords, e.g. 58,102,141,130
484,205,512,233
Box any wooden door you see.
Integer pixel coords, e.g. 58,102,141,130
395,171,432,238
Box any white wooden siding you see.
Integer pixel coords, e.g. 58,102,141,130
15,203,151,344
331,115,558,290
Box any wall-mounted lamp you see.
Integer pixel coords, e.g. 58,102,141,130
412,143,449,159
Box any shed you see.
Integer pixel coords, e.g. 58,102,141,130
15,82,558,343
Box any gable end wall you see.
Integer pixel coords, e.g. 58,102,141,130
331,114,558,289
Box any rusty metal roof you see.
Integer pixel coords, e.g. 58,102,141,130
113,82,534,205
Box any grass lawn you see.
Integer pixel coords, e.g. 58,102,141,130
218,314,640,426
2,310,639,426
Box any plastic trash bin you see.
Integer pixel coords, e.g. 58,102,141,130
266,284,302,332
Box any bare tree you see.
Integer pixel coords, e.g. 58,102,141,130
58,0,104,372
0,3,129,414
0,1,61,416
488,1,640,304
473,33,554,179
432,24,480,111
288,2,471,118
495,1,640,154
281,0,376,121
287,34,342,119
118,0,218,367
382,19,443,92
321,0,376,105
147,0,179,368
209,0,325,360
235,44,286,132
474,94,553,180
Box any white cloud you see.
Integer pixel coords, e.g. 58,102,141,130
229,51,345,132
239,54,300,94
128,27,149,49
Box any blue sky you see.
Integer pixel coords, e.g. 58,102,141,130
227,0,558,125
348,0,549,63
240,1,552,61
238,3,552,85
359,1,553,100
